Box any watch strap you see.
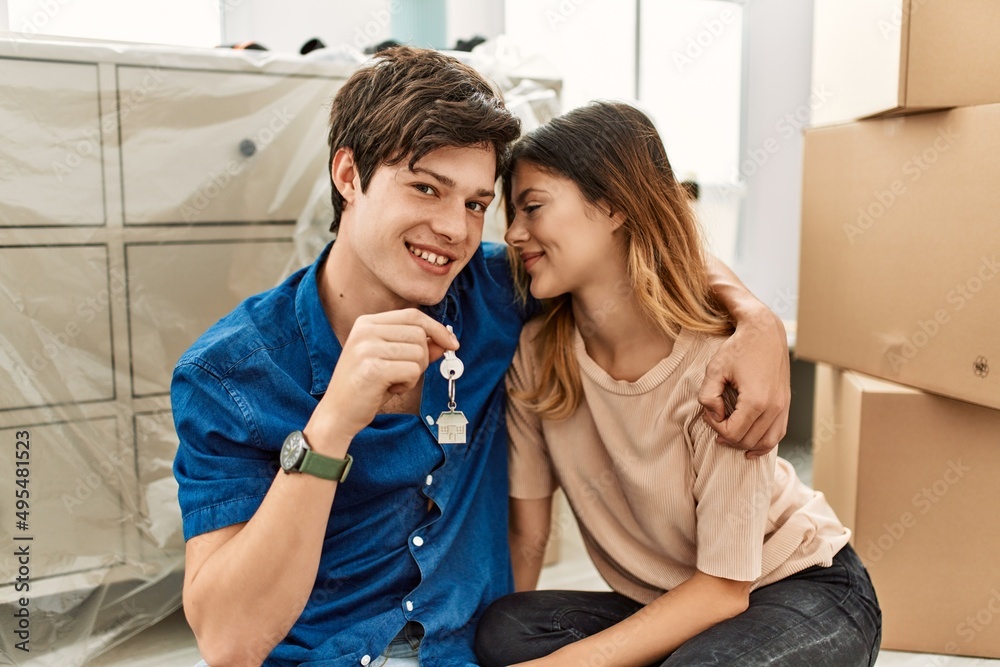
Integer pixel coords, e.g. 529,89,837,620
300,449,353,483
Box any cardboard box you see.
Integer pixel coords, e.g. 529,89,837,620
812,364,1000,658
797,104,999,410
811,0,1000,126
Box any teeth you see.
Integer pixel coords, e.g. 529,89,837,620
408,243,450,266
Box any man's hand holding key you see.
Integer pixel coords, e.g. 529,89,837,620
305,309,459,451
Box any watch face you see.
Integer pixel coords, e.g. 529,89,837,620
280,432,305,471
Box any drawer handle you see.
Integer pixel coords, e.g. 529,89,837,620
239,139,257,157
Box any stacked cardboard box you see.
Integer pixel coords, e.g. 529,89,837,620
812,365,1000,657
798,0,1000,658
810,0,1000,127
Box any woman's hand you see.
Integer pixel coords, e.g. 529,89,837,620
509,656,577,667
507,572,751,667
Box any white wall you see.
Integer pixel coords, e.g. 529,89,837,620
735,0,815,323
222,0,505,56
222,0,392,54
639,1,743,185
447,0,503,47
638,0,745,265
0,0,9,31
505,0,637,112
6,0,219,47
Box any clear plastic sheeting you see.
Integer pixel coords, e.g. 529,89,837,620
0,36,558,665
0,36,349,666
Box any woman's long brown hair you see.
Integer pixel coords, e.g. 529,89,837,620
505,101,733,420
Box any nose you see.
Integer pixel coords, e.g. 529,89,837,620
430,200,469,245
504,212,528,246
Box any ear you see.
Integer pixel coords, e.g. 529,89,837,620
331,147,359,204
609,210,627,231
604,204,627,232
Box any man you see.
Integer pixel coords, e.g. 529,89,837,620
173,47,790,667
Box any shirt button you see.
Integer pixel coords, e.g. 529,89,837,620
425,474,433,486
412,536,424,547
361,656,371,666
406,600,414,612
425,415,434,426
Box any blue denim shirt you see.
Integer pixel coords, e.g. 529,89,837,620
172,241,527,666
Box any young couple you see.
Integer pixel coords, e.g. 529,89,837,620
173,47,880,667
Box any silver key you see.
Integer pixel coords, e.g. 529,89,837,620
439,325,464,380
436,324,468,445
440,354,464,380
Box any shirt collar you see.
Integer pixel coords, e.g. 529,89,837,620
295,242,342,396
295,241,469,396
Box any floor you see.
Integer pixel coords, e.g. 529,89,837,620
84,441,997,666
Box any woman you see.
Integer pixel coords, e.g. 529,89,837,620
475,102,881,667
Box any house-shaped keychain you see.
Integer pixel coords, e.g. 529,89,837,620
436,410,468,444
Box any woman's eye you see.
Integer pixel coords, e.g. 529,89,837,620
523,204,541,215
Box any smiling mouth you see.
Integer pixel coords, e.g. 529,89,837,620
407,243,453,267
522,251,544,268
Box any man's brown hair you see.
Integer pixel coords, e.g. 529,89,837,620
327,46,521,233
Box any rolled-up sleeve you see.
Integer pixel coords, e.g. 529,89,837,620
171,360,276,541
690,417,775,582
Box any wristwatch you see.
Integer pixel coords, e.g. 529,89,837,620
279,430,353,482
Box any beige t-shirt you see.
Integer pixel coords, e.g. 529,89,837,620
508,319,851,604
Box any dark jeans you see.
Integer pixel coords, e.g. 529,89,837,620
475,544,881,667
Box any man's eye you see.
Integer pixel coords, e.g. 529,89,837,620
467,201,487,213
414,184,435,195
